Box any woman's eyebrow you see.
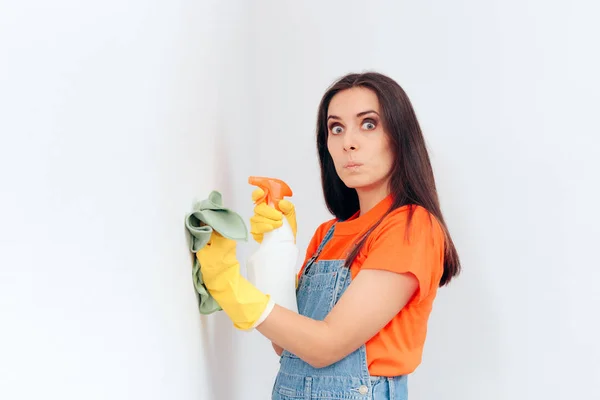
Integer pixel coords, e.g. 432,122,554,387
327,110,380,121
356,110,379,117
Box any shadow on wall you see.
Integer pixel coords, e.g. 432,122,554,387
199,313,236,400
183,226,236,400
194,125,238,400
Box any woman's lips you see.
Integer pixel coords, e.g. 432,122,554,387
344,161,363,168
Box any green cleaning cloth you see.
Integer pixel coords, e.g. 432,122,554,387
185,190,248,315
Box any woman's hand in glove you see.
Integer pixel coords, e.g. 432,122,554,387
196,231,274,330
250,188,297,243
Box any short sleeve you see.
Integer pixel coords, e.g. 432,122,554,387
360,206,445,303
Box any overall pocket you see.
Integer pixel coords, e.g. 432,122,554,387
296,260,342,321
272,371,310,400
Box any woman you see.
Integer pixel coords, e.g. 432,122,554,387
197,71,461,399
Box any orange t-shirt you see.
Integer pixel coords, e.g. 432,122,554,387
298,194,445,376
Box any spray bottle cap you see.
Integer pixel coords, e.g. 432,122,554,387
248,176,293,211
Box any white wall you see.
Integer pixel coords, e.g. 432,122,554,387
240,1,600,399
2,1,599,400
0,1,252,399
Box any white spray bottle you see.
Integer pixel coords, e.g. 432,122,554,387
246,176,299,314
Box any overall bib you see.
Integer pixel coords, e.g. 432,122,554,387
272,224,408,400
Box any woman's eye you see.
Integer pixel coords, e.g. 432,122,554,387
330,125,343,134
362,121,376,130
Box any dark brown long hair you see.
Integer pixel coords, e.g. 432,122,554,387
316,71,460,286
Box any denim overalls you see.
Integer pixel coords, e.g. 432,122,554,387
272,224,408,400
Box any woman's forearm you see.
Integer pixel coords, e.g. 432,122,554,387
256,270,418,368
272,342,283,356
257,304,335,368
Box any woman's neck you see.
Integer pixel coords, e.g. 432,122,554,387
355,181,391,216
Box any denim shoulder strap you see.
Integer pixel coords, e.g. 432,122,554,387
300,223,336,276
313,223,336,258
303,222,336,272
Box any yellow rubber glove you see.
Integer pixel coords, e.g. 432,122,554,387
249,188,297,244
196,231,274,331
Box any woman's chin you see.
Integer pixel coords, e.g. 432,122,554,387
341,174,372,189
342,174,389,194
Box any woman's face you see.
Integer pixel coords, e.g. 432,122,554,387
326,87,394,194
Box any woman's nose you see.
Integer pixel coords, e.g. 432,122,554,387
343,130,359,152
